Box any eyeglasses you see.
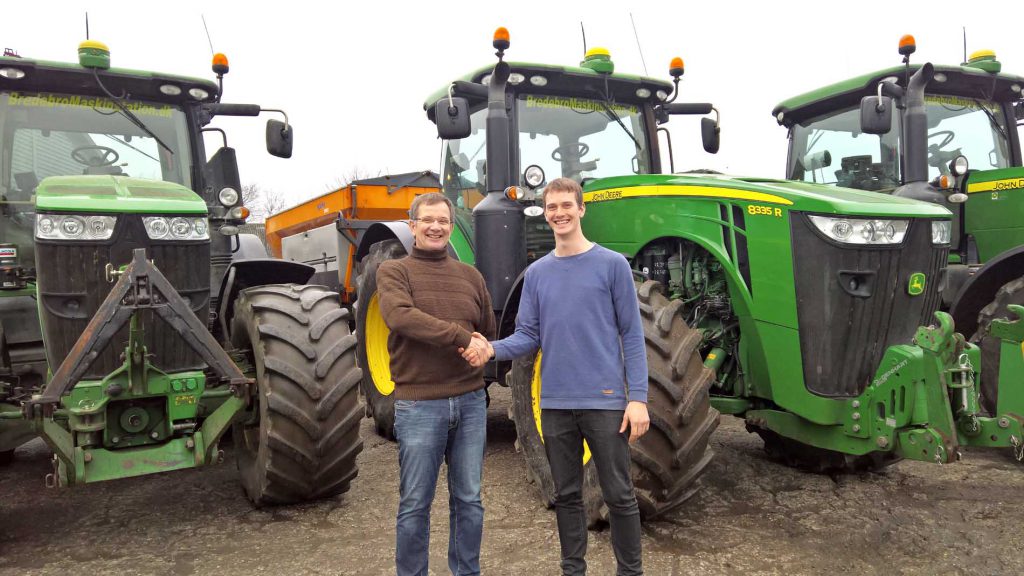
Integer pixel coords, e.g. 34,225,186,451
413,217,451,226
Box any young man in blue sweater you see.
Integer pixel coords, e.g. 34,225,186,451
463,177,649,575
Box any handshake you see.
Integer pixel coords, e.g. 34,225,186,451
459,332,493,368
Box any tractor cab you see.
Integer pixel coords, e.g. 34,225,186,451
425,34,718,287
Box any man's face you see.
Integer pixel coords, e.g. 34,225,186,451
544,189,585,238
410,201,453,252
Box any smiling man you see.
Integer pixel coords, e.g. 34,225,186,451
375,192,495,576
465,177,650,575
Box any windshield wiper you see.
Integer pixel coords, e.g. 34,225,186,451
973,98,1008,143
597,99,642,152
92,69,173,155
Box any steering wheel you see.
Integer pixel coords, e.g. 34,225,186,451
552,142,590,161
928,130,955,150
71,145,120,168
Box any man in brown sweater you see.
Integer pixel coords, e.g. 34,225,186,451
376,192,495,576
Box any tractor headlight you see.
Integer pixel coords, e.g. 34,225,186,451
523,164,546,189
808,215,909,245
144,216,209,240
218,187,239,206
36,214,116,240
931,220,952,245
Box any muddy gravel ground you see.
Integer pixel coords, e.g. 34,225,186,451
2,386,1023,576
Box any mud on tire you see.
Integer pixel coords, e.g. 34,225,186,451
972,276,1024,415
508,280,720,526
231,284,363,505
354,240,407,440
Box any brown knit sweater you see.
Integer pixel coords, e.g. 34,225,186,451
376,247,496,400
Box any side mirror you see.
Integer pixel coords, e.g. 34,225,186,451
701,117,720,154
860,95,893,135
266,119,293,158
435,97,471,139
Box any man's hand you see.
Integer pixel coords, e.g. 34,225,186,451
458,332,493,367
620,401,650,443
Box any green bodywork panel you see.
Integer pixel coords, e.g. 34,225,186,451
772,64,1024,120
964,167,1024,261
449,220,475,265
35,175,207,214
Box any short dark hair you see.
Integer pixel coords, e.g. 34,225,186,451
541,177,583,208
409,192,453,220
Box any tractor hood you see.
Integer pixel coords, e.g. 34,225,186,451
35,175,207,214
585,173,952,219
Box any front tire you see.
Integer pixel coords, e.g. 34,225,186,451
354,240,407,440
231,284,363,505
972,276,1024,415
508,280,720,525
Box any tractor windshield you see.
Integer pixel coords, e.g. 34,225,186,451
789,95,1012,191
0,90,192,268
516,94,651,184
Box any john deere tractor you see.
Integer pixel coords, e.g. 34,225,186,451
773,35,1024,418
353,29,1024,524
0,41,362,504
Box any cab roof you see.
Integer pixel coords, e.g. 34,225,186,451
0,54,219,105
423,61,673,121
772,63,1024,127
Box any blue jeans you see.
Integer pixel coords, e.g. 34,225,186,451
542,409,643,576
395,388,487,576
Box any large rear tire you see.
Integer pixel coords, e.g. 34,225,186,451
354,240,407,440
751,426,901,473
972,276,1024,415
231,284,363,505
508,280,719,526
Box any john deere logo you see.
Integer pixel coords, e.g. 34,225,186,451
908,273,926,296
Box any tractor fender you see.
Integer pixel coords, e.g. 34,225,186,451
354,222,414,264
232,233,268,260
214,259,316,343
949,246,1024,338
491,267,531,387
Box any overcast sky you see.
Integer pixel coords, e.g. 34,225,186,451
6,1,1022,210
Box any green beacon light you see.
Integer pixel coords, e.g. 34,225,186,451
78,39,110,70
581,47,614,74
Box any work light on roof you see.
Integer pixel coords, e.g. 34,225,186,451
529,75,547,87
0,67,25,79
160,84,182,96
508,73,525,85
189,87,210,101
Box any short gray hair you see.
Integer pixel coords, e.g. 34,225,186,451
409,192,453,220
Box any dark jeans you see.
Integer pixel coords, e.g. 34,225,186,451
395,388,487,576
541,408,643,576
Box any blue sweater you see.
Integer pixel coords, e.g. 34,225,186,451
492,244,648,409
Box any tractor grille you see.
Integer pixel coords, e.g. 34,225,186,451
35,216,210,380
791,214,947,397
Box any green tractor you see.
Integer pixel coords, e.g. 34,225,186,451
353,29,1024,524
773,35,1024,418
0,41,362,503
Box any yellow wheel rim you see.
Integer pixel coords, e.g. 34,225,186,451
531,351,592,465
366,293,395,397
